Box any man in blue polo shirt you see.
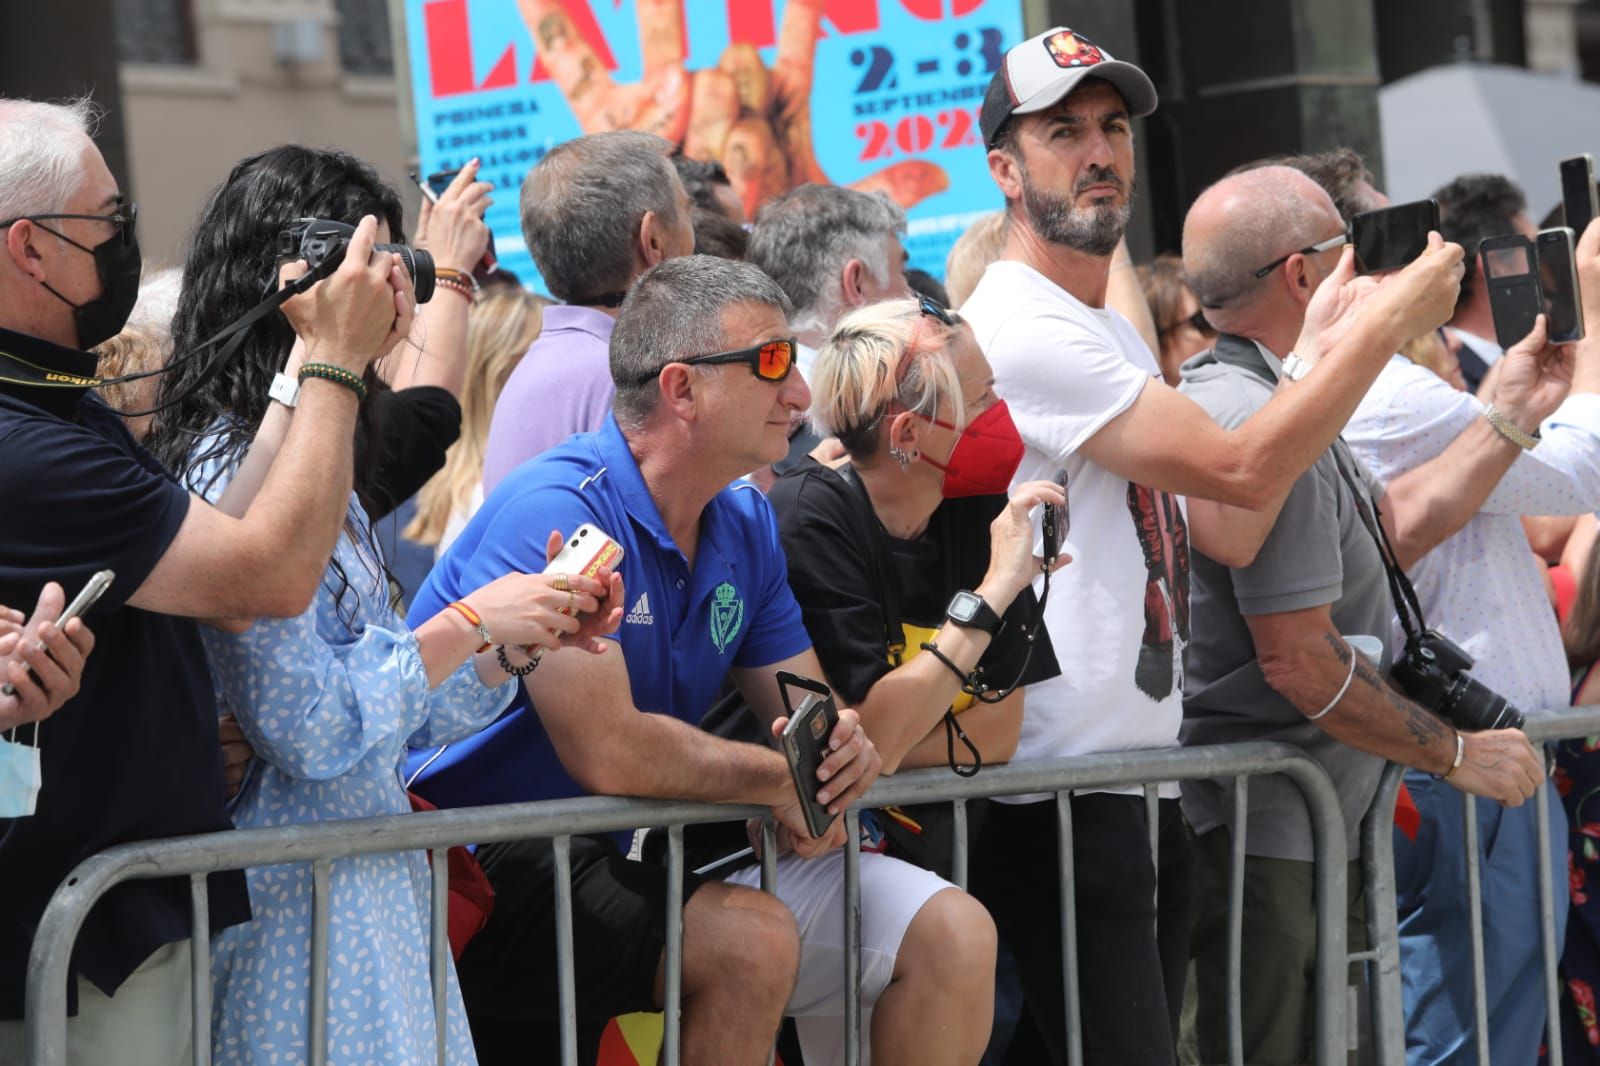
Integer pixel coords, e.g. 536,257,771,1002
409,256,985,1066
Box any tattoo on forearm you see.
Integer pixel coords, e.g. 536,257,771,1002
1321,631,1448,747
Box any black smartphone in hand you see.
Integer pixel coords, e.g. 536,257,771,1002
1562,154,1597,237
1482,233,1544,350
1350,199,1441,275
777,671,841,839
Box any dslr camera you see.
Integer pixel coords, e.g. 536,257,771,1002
277,218,435,303
1390,629,1525,731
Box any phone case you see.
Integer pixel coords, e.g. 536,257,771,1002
543,525,624,615
1482,234,1544,350
777,671,841,839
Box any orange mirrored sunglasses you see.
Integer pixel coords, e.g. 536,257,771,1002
635,337,797,385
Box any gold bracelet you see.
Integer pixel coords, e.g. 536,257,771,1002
1483,403,1540,451
297,362,369,401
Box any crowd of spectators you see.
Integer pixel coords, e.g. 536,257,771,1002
11,18,1600,1066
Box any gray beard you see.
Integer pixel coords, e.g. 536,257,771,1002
1022,177,1134,258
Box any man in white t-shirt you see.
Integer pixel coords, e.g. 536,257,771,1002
958,24,1469,1065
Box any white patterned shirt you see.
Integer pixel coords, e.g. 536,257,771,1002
1343,356,1600,715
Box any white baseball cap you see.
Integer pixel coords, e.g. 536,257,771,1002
980,26,1159,148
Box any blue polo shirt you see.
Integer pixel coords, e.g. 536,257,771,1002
405,415,810,809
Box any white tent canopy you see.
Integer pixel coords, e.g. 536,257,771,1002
1378,62,1600,218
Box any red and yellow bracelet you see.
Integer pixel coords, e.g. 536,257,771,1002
447,600,492,653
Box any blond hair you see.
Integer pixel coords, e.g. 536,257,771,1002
406,287,547,545
811,297,965,459
944,212,1007,307
94,266,183,437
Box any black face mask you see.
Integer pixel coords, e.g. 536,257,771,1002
35,217,143,350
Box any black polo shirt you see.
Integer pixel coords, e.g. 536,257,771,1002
0,325,248,1018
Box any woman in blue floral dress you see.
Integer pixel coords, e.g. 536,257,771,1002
146,146,622,1064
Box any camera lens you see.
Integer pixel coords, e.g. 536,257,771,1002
377,244,435,304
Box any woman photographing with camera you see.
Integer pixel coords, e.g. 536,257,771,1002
144,146,622,1065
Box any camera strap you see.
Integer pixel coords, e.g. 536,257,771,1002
1327,440,1428,645
103,257,341,418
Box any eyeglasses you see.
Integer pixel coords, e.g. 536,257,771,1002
1251,232,1345,279
917,294,959,327
0,202,138,248
1160,309,1215,337
634,337,798,386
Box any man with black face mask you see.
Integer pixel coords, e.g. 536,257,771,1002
0,96,415,1064
958,26,1477,1065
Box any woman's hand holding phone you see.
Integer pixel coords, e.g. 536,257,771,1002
414,158,494,276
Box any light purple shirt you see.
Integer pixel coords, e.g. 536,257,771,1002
482,305,616,494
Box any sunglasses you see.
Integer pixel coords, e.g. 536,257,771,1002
634,337,798,386
917,293,959,327
1251,232,1346,280
0,202,138,248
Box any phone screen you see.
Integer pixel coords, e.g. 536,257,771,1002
1562,155,1597,236
1485,242,1533,279
1539,230,1584,342
1350,199,1440,274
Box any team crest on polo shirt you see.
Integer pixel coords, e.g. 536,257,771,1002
709,581,744,653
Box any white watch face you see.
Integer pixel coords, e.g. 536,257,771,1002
949,591,982,622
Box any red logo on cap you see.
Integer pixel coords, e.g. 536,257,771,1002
1043,30,1105,69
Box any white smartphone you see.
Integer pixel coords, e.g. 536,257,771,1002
543,525,624,615
1,569,114,697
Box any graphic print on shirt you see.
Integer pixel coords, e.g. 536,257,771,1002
1127,482,1190,700
626,592,654,625
710,581,744,653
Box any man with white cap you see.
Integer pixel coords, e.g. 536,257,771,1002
959,25,1472,1064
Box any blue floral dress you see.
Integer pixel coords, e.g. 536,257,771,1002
193,449,514,1065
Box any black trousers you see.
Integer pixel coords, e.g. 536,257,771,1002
972,793,1193,1066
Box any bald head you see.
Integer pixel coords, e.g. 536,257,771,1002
1182,166,1342,313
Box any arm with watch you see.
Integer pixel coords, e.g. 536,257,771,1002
1190,315,1573,571
840,479,1066,774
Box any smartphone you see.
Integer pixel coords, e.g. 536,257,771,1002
1481,233,1545,350
776,671,841,839
1538,227,1585,343
1,569,114,697
1041,470,1069,564
1562,154,1597,237
408,168,500,282
543,524,624,616
1349,199,1441,275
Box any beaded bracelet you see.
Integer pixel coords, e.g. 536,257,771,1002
434,266,480,292
298,362,369,401
435,277,477,304
496,643,542,677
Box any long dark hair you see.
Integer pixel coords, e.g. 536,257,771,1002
1568,540,1600,672
146,145,407,621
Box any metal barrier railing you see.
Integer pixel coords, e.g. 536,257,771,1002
1359,705,1600,1066
25,741,1349,1066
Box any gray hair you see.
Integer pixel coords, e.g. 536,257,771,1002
746,184,904,332
611,255,793,430
520,130,682,302
1182,166,1338,310
0,96,100,222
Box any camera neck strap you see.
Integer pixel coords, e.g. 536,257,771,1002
1326,440,1428,645
105,257,341,419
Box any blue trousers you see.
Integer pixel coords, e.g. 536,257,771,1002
1394,771,1567,1065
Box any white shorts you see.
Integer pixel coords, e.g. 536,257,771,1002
727,849,953,1066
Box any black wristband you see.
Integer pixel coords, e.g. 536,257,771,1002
496,644,541,677
920,639,985,697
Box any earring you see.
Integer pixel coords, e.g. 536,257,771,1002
889,446,912,470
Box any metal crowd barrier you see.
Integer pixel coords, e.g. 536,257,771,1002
1358,704,1600,1066
25,741,1348,1066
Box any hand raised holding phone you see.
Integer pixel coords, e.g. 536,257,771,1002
412,158,495,279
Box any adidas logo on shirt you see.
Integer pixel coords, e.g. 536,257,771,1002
626,593,654,625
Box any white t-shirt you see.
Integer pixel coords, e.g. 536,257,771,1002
962,260,1187,800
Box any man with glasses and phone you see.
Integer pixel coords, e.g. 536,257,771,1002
1274,148,1600,1066
0,96,416,1064
1179,161,1562,1063
412,256,1004,1066
961,25,1479,1064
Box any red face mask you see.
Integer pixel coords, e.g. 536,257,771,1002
919,400,1026,497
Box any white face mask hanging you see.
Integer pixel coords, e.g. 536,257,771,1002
0,725,42,817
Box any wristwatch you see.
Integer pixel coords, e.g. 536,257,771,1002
268,372,300,409
945,590,1003,637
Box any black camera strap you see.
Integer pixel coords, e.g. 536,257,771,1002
1327,440,1428,645
104,257,341,418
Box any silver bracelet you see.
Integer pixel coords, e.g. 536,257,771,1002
1441,731,1466,779
1483,403,1540,451
1308,638,1359,721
